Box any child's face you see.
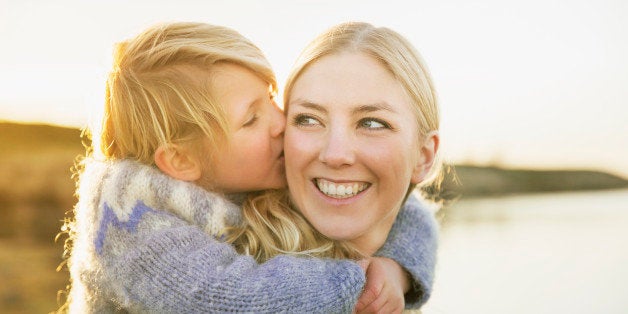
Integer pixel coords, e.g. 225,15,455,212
205,63,286,193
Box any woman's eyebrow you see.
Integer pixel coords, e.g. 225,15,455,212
290,100,328,114
353,102,397,114
290,100,397,114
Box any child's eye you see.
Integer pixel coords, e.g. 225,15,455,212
293,114,322,127
359,118,390,130
243,114,258,127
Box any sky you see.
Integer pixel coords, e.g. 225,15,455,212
1,0,627,177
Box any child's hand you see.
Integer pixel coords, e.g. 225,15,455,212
354,257,409,314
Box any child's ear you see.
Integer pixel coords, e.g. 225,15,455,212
154,144,202,182
411,131,440,184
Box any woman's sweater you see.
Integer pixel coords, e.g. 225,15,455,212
67,159,437,313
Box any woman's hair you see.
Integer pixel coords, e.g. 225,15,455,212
230,22,443,261
97,22,277,163
284,21,443,197
226,190,362,262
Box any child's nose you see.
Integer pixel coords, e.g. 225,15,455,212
270,104,286,138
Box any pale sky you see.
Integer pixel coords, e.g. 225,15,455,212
1,0,627,177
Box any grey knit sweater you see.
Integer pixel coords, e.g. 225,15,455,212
67,159,437,313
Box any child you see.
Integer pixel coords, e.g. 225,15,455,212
64,22,437,312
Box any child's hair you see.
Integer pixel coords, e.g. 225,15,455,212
98,22,277,164
284,21,443,200
57,22,340,311
76,22,359,265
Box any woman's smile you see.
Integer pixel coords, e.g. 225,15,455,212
314,178,370,199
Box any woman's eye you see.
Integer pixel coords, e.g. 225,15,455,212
359,118,389,130
293,114,321,126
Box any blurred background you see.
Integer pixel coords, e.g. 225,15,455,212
1,0,627,313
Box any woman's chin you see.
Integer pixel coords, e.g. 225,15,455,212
316,225,360,242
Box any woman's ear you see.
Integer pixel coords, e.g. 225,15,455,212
411,131,440,184
154,144,202,182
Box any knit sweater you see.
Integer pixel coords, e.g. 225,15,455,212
67,159,437,313
376,194,438,307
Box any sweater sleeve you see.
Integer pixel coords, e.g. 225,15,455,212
100,207,365,313
374,194,439,308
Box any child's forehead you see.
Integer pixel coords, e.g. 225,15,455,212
174,62,263,86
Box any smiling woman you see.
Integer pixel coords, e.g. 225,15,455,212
283,22,441,257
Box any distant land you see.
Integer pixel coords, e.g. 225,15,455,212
2,121,627,200
0,120,84,153
440,164,628,198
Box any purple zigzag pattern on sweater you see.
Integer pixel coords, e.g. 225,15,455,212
95,201,154,255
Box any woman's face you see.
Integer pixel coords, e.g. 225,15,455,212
285,52,427,255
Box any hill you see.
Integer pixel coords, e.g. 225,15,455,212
0,121,84,153
441,165,628,197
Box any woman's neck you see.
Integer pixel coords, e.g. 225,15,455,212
348,213,397,256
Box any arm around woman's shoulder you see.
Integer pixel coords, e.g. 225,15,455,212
97,207,365,313
73,159,364,312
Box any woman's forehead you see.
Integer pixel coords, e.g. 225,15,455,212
289,52,413,113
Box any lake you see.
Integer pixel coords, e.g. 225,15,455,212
422,189,628,314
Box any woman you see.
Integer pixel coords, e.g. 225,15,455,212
283,21,441,309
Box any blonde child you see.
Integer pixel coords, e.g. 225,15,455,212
65,22,437,313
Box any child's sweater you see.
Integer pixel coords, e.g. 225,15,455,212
68,159,437,313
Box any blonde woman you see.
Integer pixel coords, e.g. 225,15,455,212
282,21,442,312
65,22,437,313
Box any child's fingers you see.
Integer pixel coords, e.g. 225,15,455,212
355,266,383,312
375,296,404,314
356,292,387,314
355,283,380,312
357,285,404,314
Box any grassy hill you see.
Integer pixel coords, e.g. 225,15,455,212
0,121,85,240
0,122,86,313
0,122,84,152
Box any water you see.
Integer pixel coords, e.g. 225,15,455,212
422,189,628,314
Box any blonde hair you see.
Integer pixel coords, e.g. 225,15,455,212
228,21,444,261
284,21,443,196
99,22,277,163
227,190,362,262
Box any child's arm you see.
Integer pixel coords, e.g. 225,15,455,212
97,208,365,313
370,194,439,309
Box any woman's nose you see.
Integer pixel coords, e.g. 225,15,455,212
318,129,355,168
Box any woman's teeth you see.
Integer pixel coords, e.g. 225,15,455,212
315,178,368,199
